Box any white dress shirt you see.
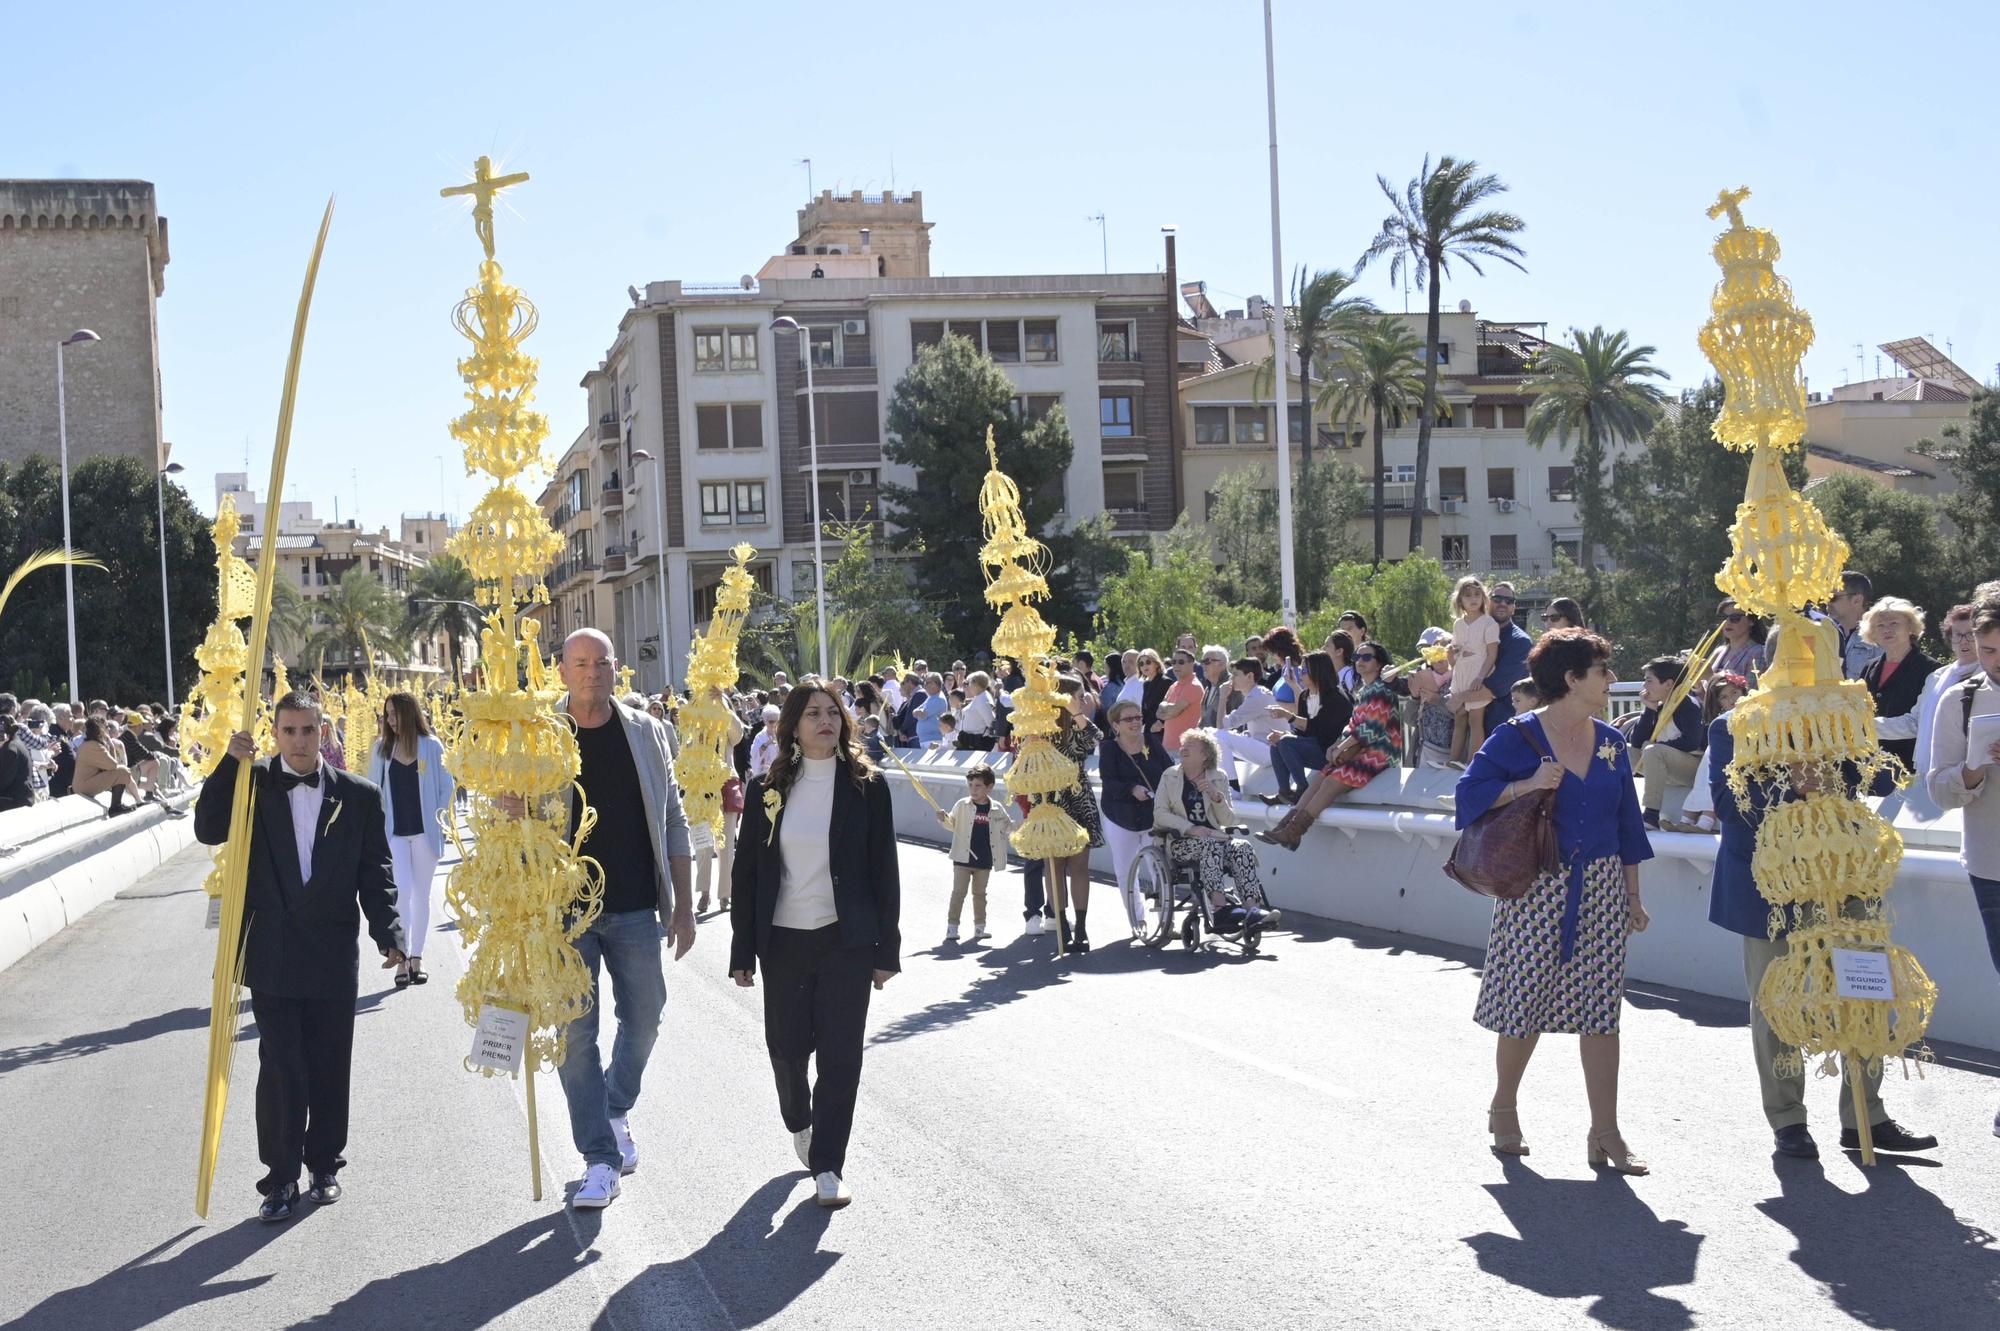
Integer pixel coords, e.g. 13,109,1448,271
279,755,325,882
1915,658,1980,779
774,755,840,929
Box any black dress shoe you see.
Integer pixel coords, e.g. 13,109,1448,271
307,1172,341,1204
259,1183,299,1222
1840,1120,1938,1152
1773,1124,1819,1159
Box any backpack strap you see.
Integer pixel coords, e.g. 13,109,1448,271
1964,671,1985,736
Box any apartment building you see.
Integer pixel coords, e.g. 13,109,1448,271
1178,302,1644,586
571,190,1182,691
1801,337,1978,499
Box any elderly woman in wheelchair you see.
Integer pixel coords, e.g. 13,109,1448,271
1150,728,1280,939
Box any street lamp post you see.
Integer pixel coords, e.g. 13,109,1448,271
1262,1,1298,625
55,329,101,705
628,449,673,693
770,316,829,681
157,458,185,709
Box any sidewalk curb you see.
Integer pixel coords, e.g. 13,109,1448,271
0,794,202,973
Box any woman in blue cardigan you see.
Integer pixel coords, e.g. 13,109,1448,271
1455,630,1653,1173
368,692,455,987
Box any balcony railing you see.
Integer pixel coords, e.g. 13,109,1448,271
601,545,629,574
596,415,619,442
804,350,874,370
600,481,623,510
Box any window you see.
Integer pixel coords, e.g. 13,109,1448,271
1442,535,1469,565
946,320,986,353
1486,467,1516,502
816,469,876,524
1489,534,1519,569
241,514,255,531
727,329,760,371
986,320,1021,362
1098,321,1134,362
1438,467,1467,500
1103,464,1145,513
1234,407,1270,444
567,471,589,511
1382,464,1416,484
700,484,731,526
696,404,729,450
692,328,725,372
733,482,766,524
1500,404,1526,429
730,403,762,449
1008,393,1061,424
1193,406,1230,445
1024,319,1059,363
1547,465,1575,501
1553,535,1582,563
911,321,945,353
811,391,880,446
1100,394,1135,438
807,325,838,368
1421,339,1452,365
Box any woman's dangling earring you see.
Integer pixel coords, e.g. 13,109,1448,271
790,741,803,762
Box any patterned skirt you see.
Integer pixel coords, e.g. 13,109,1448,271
1049,780,1105,851
1472,854,1629,1039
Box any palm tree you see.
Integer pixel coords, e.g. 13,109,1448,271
745,608,883,685
302,567,410,685
1524,326,1669,596
408,554,482,683
266,577,313,665
1318,317,1428,566
1357,154,1527,552
1253,267,1377,476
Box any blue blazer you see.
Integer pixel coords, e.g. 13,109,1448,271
366,734,455,858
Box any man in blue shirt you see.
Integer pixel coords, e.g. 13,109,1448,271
1479,582,1537,729
914,673,949,748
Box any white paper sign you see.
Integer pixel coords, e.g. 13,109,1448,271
204,896,222,930
1832,948,1894,1001
469,999,531,1073
689,822,716,854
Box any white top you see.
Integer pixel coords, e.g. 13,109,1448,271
1223,684,1277,731
1926,672,2000,877
1450,613,1499,693
774,755,840,929
1915,658,1980,777
280,755,324,882
959,692,996,738
749,730,780,778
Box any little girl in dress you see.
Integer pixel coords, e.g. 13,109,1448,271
1448,575,1499,763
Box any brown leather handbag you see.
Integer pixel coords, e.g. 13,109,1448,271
1444,719,1562,900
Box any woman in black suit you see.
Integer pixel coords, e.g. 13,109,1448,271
730,685,900,1209
1858,598,1939,770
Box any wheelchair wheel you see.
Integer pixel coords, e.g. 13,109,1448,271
1131,845,1175,948
1241,927,1261,956
1181,909,1202,951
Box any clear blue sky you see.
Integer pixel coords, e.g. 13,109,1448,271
17,0,1996,530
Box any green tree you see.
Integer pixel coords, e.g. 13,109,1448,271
0,455,216,704
820,519,951,665
1803,473,1958,636
1357,154,1527,553
407,554,482,683
1091,517,1269,655
1525,326,1669,599
301,567,410,684
743,607,884,684
1252,266,1376,471
880,335,1075,653
1319,316,1428,565
1309,551,1454,659
1915,392,2000,572
1207,466,1280,609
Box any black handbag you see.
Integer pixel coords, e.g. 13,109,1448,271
1444,719,1562,900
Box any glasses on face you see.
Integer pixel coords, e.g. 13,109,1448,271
1949,628,1977,643
1116,715,1141,725
1490,594,1516,605
1724,611,1747,622
1355,653,1382,664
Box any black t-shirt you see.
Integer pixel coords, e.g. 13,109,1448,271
569,715,660,914
968,800,993,869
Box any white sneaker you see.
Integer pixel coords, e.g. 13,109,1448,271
610,1115,638,1174
815,1170,852,1208
573,1162,621,1209
794,1127,813,1169
944,924,960,942
1026,916,1045,936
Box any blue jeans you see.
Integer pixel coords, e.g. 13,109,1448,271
1271,735,1327,793
558,908,666,1170
1967,876,2000,975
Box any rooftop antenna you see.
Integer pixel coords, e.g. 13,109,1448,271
1086,212,1107,273
889,149,896,193
1853,342,1864,383
796,157,812,199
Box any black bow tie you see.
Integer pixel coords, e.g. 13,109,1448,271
276,767,321,792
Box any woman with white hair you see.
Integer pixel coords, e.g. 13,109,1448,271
1155,727,1277,933
1858,597,1939,771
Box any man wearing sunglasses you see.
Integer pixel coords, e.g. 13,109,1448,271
1476,582,1536,729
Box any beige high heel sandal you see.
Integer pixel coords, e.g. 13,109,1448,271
1488,1106,1530,1156
1587,1130,1650,1175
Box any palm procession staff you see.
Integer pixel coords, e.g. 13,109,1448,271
731,685,900,1209
194,692,405,1222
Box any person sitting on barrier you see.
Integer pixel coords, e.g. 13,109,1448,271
1213,658,1278,789
1257,641,1405,851
1155,728,1276,934
73,716,180,818
1633,655,1705,830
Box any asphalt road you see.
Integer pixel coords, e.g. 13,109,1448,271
1,835,1996,1330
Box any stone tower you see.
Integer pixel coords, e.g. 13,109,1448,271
0,180,170,471
789,189,932,277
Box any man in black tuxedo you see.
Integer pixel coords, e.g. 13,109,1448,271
195,691,405,1222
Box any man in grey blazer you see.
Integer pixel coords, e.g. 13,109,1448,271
542,628,694,1209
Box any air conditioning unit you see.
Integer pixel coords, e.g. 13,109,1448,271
847,469,872,485
1441,498,1462,514
1496,498,1518,513
840,318,867,337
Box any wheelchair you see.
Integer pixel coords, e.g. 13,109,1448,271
1123,826,1268,955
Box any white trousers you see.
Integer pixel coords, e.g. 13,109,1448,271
389,834,440,957
1214,730,1273,784
1102,820,1152,927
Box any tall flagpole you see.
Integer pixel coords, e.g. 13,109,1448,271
1264,0,1297,625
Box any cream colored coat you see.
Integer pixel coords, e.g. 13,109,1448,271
1153,764,1238,834
938,795,1013,870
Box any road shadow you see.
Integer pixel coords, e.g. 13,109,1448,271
1463,1155,1702,1329
1757,1155,2000,1329
0,1006,238,1078
593,1173,835,1329
9,1214,310,1330
870,935,1077,1046
285,1209,598,1328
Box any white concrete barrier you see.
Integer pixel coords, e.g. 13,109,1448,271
0,793,202,973
877,749,1998,1051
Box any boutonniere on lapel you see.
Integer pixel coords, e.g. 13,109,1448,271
324,797,345,832
763,786,784,845
1597,739,1621,767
